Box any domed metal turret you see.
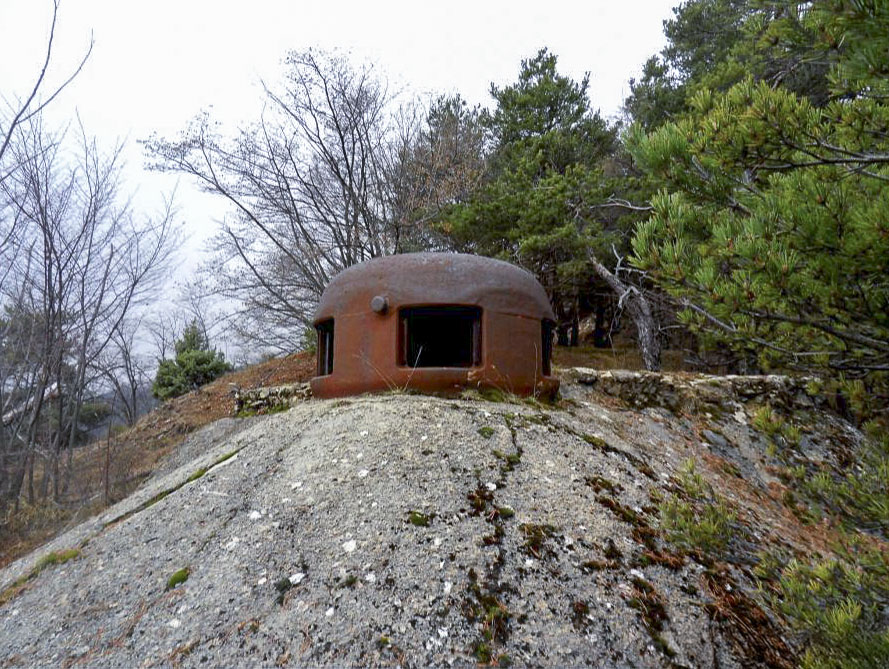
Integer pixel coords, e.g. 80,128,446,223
310,253,559,399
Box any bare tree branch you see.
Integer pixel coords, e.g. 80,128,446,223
0,0,93,171
144,49,416,351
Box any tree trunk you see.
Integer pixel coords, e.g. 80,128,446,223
593,301,610,348
26,453,34,505
570,296,580,347
9,453,26,513
104,436,111,506
589,253,661,371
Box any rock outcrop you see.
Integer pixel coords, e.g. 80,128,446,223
0,372,861,667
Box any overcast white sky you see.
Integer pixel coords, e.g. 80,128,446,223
1,0,677,268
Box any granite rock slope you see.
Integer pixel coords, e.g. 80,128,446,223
0,374,858,667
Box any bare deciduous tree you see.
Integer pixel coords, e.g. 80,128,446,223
384,95,488,253
0,119,178,510
99,317,151,428
144,49,409,351
0,0,92,178
1,0,93,443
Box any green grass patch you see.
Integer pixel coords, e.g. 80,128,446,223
212,449,239,466
582,433,608,449
407,510,434,527
492,448,521,471
105,446,244,530
460,388,513,404
585,475,621,494
34,548,80,570
186,467,208,483
0,548,81,607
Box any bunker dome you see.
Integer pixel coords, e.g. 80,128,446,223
310,253,559,398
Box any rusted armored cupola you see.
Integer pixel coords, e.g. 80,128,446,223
310,253,559,399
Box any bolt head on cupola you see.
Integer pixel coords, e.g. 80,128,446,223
370,295,388,314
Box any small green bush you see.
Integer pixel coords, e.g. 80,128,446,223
659,497,736,557
798,429,889,536
755,422,889,668
658,459,736,557
760,542,889,669
752,405,784,437
152,321,231,400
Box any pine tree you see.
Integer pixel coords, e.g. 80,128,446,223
151,321,232,401
624,0,834,131
440,50,638,343
628,1,889,396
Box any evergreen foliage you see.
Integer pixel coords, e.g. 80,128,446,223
658,459,738,557
440,49,647,337
151,321,231,401
625,0,752,130
777,551,889,669
627,1,889,394
624,0,837,130
755,534,889,669
761,422,889,667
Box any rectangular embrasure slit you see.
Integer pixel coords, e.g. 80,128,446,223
316,319,334,375
542,319,555,376
399,306,481,368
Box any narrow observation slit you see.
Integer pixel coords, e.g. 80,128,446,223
399,306,481,368
542,319,555,377
316,319,334,376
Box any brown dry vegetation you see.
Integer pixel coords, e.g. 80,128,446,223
552,341,688,372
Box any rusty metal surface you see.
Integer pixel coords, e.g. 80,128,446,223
310,253,559,398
